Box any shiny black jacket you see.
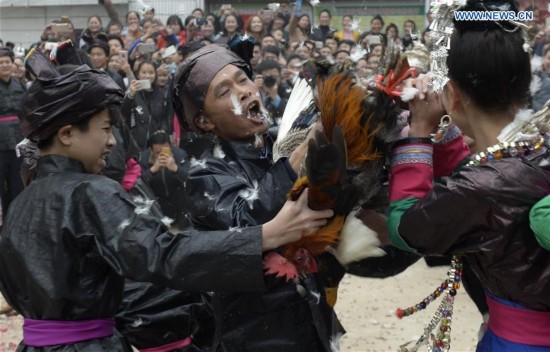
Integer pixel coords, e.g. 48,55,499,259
0,77,25,150
0,155,266,351
186,138,344,352
121,86,170,150
139,146,191,228
186,137,296,229
398,151,550,310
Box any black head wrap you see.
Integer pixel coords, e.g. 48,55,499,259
172,34,255,132
20,46,123,143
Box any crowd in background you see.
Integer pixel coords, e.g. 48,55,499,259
0,1,550,228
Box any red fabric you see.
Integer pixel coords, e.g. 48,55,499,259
122,158,141,191
156,31,186,49
487,294,550,346
389,163,434,202
140,337,192,352
172,113,180,146
433,136,470,178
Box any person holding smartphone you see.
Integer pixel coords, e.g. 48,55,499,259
121,60,170,150
138,130,189,229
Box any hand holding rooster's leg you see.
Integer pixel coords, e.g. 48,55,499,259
261,189,334,251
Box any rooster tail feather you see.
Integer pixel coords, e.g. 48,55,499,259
317,74,379,166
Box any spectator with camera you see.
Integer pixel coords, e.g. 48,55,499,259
254,60,289,136
139,130,190,229
121,60,171,150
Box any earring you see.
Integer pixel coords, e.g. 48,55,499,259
430,114,452,143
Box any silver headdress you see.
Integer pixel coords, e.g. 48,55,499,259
426,0,532,92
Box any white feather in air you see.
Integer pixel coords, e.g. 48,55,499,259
238,180,260,209
130,317,144,328
118,218,132,231
310,0,321,6
204,192,217,201
350,47,368,62
190,157,207,169
230,93,242,116
530,74,542,96
400,87,419,102
213,144,226,159
133,196,155,215
531,54,543,73
333,212,386,266
350,17,361,31
254,134,263,148
161,216,174,227
229,226,242,233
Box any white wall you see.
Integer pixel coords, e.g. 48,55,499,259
0,0,205,49
129,0,205,22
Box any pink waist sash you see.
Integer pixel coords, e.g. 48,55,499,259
487,294,550,346
140,337,193,352
23,317,114,346
0,115,19,122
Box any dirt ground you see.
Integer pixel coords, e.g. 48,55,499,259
336,260,483,352
0,260,482,352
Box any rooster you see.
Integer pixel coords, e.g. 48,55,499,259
264,51,418,292
265,125,359,279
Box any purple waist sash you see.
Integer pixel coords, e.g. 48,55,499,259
23,317,115,347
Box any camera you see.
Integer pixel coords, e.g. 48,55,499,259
193,18,206,27
264,75,277,88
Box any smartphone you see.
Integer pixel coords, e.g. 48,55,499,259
44,42,58,51
162,45,177,59
136,79,152,90
138,43,157,54
366,35,381,45
51,23,70,33
161,146,172,156
119,50,128,62
546,17,550,31
267,3,280,11
221,4,232,10
314,41,323,49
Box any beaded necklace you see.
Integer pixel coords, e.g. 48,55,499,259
398,133,547,352
397,256,463,352
467,134,546,166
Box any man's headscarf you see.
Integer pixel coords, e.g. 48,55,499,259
21,44,123,143
173,34,255,132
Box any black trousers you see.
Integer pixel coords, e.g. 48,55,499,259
0,149,23,221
